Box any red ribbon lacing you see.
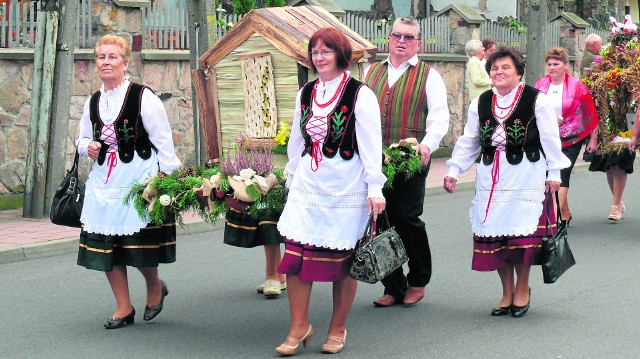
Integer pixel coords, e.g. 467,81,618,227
311,140,322,172
102,124,118,184
105,151,118,184
482,149,501,224
308,115,326,172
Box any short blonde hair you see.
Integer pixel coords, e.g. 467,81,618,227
94,34,131,63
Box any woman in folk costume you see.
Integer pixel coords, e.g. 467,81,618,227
534,47,598,225
76,35,181,329
275,27,386,355
444,47,570,318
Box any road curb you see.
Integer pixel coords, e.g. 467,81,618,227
0,220,224,265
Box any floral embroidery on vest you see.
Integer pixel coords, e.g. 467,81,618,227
507,119,525,145
119,119,134,142
330,105,348,142
479,120,493,142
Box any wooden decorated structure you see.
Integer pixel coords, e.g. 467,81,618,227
193,6,377,160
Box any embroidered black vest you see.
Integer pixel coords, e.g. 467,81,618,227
299,77,364,160
476,85,544,165
89,83,155,165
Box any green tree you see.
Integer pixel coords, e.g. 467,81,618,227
233,0,255,14
265,0,285,6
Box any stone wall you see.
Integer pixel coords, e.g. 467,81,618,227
0,0,196,195
0,56,194,195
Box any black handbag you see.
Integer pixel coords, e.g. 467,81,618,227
541,194,576,284
50,150,85,227
350,211,408,284
582,151,594,162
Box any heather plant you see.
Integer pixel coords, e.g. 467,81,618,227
220,135,275,176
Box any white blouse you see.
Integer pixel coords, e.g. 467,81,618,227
446,83,570,236
278,74,386,250
547,83,564,117
76,80,181,235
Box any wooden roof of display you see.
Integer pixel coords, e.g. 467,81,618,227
198,6,377,70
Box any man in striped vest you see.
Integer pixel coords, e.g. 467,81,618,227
365,17,450,307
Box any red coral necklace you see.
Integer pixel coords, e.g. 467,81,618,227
493,84,523,120
313,72,348,108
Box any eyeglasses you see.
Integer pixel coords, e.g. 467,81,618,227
390,32,417,43
310,50,336,58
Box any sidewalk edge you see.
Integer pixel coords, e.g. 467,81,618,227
0,220,223,265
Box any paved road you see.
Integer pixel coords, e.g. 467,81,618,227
1,169,639,358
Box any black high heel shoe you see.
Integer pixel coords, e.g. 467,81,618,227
104,308,135,329
511,288,531,318
144,281,168,321
562,215,572,227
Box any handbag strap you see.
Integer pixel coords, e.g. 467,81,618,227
544,192,562,236
70,149,80,173
361,210,391,244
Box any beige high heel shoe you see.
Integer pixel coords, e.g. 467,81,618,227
608,205,620,221
321,330,347,354
275,325,314,356
619,202,626,219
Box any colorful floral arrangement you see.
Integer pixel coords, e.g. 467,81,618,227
124,135,287,225
382,138,425,188
272,121,291,154
583,16,640,154
194,135,287,219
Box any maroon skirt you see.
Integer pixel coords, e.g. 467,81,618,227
278,238,353,282
471,196,557,272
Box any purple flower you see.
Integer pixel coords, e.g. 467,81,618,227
594,56,602,63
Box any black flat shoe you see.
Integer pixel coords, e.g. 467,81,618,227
490,306,511,316
104,308,135,329
511,289,531,318
143,281,168,321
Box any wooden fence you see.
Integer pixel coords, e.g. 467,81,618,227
480,20,560,53
585,26,610,43
213,13,451,53
0,0,93,49
216,13,244,40
338,13,450,53
141,1,189,50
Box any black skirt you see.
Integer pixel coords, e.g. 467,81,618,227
588,147,635,174
223,208,283,248
77,221,177,272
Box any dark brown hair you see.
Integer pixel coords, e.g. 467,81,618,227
485,46,525,76
482,38,497,51
308,27,352,73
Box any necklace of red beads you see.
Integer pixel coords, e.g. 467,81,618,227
313,72,348,108
492,84,523,120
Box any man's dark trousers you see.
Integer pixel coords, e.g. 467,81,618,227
380,162,432,301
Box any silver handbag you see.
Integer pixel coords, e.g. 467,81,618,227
350,212,408,284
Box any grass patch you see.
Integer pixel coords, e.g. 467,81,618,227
0,193,23,210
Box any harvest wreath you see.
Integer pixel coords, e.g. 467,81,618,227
124,136,287,226
382,138,425,188
583,16,640,154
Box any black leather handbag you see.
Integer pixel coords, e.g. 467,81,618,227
541,194,576,284
350,211,408,284
50,150,84,227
